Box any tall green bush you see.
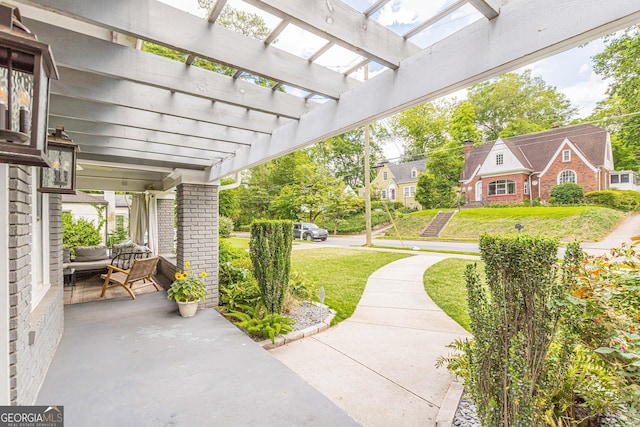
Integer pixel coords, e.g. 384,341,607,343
584,189,640,211
62,212,102,253
550,182,584,204
465,234,566,426
249,220,292,314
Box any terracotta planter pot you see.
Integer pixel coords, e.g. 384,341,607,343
177,301,199,318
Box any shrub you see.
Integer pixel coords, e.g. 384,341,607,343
62,212,102,254
225,303,294,344
219,215,235,238
464,234,566,426
563,243,640,417
584,189,640,211
249,220,292,314
550,183,584,205
107,226,128,248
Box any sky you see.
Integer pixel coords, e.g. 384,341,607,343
160,0,613,155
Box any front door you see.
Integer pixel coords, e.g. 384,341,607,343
475,181,483,202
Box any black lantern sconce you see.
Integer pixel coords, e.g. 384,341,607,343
39,126,77,194
0,4,58,167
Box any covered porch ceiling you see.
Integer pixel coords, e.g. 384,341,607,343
11,0,640,192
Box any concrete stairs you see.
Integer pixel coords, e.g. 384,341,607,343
420,211,456,237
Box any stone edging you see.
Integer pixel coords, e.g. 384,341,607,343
435,381,464,426
260,302,336,350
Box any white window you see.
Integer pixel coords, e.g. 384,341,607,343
562,150,571,162
621,173,630,183
403,186,415,197
558,170,577,184
410,168,417,179
488,180,516,195
611,174,619,184
524,181,529,195
382,171,388,180
496,153,503,165
379,190,387,200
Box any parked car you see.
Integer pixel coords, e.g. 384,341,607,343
293,222,328,241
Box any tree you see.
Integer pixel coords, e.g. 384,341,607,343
449,101,481,144
324,188,362,234
310,127,384,189
592,25,640,170
468,70,577,141
391,98,454,160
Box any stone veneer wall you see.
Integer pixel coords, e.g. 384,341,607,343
156,197,174,255
175,183,218,307
8,166,63,404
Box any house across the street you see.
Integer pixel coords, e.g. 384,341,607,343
461,124,615,205
365,159,427,209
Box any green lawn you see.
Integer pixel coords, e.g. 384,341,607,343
441,206,624,242
423,258,485,332
291,248,411,324
224,236,250,250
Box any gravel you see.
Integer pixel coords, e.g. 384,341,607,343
286,301,333,331
453,396,627,426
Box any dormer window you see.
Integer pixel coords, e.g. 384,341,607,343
496,153,503,165
410,168,417,179
563,149,571,162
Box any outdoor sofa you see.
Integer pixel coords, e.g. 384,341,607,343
63,242,152,274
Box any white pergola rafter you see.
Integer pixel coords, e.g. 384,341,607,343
48,96,256,147
242,0,421,69
208,0,640,181
51,68,287,134
17,0,357,99
25,19,312,119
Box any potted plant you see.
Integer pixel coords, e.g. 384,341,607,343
167,261,207,317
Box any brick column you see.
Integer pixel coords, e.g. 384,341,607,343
7,167,63,404
176,183,218,307
156,197,174,255
49,194,63,287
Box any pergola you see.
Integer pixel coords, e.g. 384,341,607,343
12,0,640,191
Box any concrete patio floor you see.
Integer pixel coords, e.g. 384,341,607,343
36,291,359,427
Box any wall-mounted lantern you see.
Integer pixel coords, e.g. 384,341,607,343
40,127,77,193
0,4,58,167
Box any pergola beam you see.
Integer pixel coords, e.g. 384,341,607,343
208,0,640,180
242,0,421,69
25,19,311,119
469,0,501,20
403,0,469,40
17,0,357,99
49,95,258,146
50,68,286,134
50,118,242,155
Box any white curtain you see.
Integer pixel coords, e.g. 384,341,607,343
147,194,158,255
130,193,147,245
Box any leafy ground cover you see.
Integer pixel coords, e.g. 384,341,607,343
291,248,410,324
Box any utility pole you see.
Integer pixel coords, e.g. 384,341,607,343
364,65,372,247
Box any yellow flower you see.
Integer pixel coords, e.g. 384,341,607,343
185,261,191,269
200,271,207,279
183,272,189,278
174,272,183,281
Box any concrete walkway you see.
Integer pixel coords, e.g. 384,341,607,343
271,254,471,427
582,212,640,254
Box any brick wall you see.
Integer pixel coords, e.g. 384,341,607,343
176,183,218,307
156,197,174,255
8,166,63,405
539,147,606,200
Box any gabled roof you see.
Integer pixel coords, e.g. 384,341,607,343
463,124,609,181
386,159,427,184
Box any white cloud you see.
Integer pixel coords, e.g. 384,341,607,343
559,71,608,118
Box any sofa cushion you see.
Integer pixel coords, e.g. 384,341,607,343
74,245,109,262
70,260,110,272
112,242,135,257
63,247,71,264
